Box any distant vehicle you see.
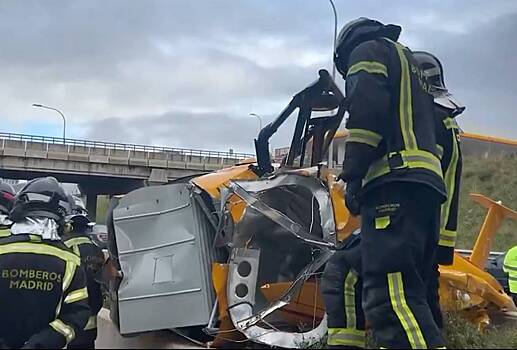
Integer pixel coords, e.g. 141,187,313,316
90,224,108,250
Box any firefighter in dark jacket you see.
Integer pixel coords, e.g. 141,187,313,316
413,50,465,330
0,181,15,234
334,18,447,349
322,49,465,348
63,195,105,349
0,177,90,349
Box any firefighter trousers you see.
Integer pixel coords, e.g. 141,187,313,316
67,328,97,349
322,248,366,349
360,182,446,349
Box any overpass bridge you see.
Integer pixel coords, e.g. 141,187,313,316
0,132,253,219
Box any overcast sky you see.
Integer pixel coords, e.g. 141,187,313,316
1,0,516,153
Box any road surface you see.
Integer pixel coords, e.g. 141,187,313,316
96,309,204,349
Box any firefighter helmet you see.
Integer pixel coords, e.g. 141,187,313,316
412,51,447,94
0,181,15,215
334,17,401,78
413,51,465,116
10,177,71,226
66,194,92,228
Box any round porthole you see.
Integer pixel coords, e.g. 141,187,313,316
237,261,252,278
235,283,249,298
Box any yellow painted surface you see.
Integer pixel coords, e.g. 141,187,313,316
191,164,258,199
469,193,517,268
260,281,325,325
326,172,361,242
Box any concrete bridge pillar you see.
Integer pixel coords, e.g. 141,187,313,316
86,194,98,222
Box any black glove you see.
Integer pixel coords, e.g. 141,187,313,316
344,180,361,216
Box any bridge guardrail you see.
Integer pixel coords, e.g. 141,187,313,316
0,132,254,161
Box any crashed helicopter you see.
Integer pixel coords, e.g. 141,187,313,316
104,69,517,348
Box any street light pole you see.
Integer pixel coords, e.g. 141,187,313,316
328,0,338,168
328,0,338,82
249,113,263,131
32,104,66,142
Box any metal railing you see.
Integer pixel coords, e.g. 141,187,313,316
0,132,254,160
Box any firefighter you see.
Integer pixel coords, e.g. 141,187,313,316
413,50,465,329
0,177,90,349
322,49,466,348
63,195,105,349
321,232,365,349
0,181,15,235
334,18,447,348
503,245,517,305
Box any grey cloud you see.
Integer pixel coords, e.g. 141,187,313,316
1,0,517,152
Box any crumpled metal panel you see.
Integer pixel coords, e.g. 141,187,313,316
112,183,214,334
223,173,335,348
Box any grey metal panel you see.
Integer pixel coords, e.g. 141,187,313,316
113,183,213,334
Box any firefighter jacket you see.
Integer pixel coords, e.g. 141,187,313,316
435,105,463,265
0,234,90,349
64,233,105,332
504,245,517,294
341,38,446,201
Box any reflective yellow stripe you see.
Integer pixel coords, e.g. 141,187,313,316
0,242,81,264
443,117,459,130
436,145,444,160
440,128,459,248
347,129,383,147
364,149,443,184
85,316,97,331
375,216,390,229
393,42,417,150
50,319,76,344
64,287,88,304
64,237,92,248
503,264,517,273
327,328,366,348
439,229,457,248
344,270,358,329
0,229,10,237
62,260,77,292
346,61,388,78
388,272,427,349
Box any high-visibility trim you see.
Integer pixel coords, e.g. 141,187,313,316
0,242,81,265
64,237,92,248
503,264,517,272
64,287,88,304
440,128,460,244
436,145,444,160
393,41,417,150
62,260,77,293
346,61,388,78
443,117,459,130
50,319,76,344
388,272,427,349
347,129,383,147
344,270,358,329
375,216,391,229
85,316,97,331
364,149,443,184
439,229,457,248
327,328,366,348
0,229,10,237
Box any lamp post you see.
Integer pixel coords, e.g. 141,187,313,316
32,104,66,143
328,0,338,82
249,113,263,132
328,0,338,168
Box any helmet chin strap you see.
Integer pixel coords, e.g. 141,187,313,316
10,216,61,241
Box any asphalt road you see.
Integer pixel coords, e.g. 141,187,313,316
95,309,203,349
